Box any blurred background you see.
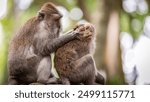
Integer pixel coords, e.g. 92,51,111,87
0,0,150,85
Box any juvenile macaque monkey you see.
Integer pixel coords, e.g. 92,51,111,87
54,23,105,85
7,2,81,85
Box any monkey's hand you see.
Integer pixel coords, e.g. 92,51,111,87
73,23,95,40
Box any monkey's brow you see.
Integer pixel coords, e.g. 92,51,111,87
50,10,59,14
40,9,59,14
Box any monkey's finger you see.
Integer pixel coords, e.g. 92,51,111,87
47,77,60,84
84,24,94,32
74,23,84,30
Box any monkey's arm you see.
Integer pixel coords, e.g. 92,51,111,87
70,54,94,68
41,32,78,56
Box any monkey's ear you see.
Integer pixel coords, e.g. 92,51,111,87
38,11,45,20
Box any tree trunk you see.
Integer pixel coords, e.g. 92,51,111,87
104,0,125,84
92,0,125,84
92,0,109,71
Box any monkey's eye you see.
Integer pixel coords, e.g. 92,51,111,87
38,12,45,20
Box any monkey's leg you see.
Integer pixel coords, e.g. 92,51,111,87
37,57,58,84
60,77,70,85
70,54,96,85
8,76,18,85
29,83,44,85
72,55,105,85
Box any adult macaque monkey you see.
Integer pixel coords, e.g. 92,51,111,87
54,23,105,85
8,2,81,85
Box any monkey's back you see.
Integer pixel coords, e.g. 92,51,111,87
7,17,41,84
54,38,92,79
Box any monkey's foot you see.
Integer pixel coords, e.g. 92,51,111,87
30,83,44,85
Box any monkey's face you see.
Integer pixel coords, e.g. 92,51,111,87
74,23,95,40
37,2,62,36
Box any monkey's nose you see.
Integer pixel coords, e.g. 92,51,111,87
57,13,63,20
59,14,63,18
53,13,63,20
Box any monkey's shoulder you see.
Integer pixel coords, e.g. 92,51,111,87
57,39,89,51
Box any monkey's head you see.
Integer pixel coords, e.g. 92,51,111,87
74,23,95,40
37,2,62,36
